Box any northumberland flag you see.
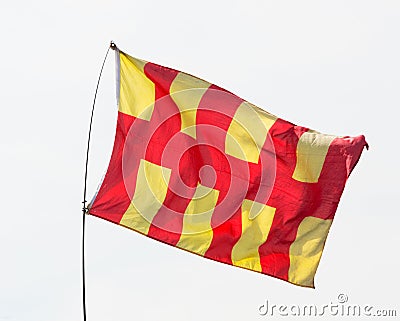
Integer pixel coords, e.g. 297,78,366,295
88,46,367,287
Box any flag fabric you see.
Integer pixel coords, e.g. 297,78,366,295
88,47,367,287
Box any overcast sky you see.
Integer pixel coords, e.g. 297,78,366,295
1,1,399,320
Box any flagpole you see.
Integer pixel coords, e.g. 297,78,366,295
82,41,115,321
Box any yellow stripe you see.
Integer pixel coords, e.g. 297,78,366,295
170,72,210,138
176,184,219,256
119,53,155,120
231,199,276,272
292,130,336,183
288,216,333,287
225,102,277,163
120,159,171,235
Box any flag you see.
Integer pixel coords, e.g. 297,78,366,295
88,47,367,287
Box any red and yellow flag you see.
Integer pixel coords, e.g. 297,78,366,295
88,48,367,287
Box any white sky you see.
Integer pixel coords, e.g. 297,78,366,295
1,1,399,320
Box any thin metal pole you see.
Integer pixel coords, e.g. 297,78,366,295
82,42,114,321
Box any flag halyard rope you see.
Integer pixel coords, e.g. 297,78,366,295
82,41,115,321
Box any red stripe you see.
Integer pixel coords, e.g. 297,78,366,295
89,112,137,223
